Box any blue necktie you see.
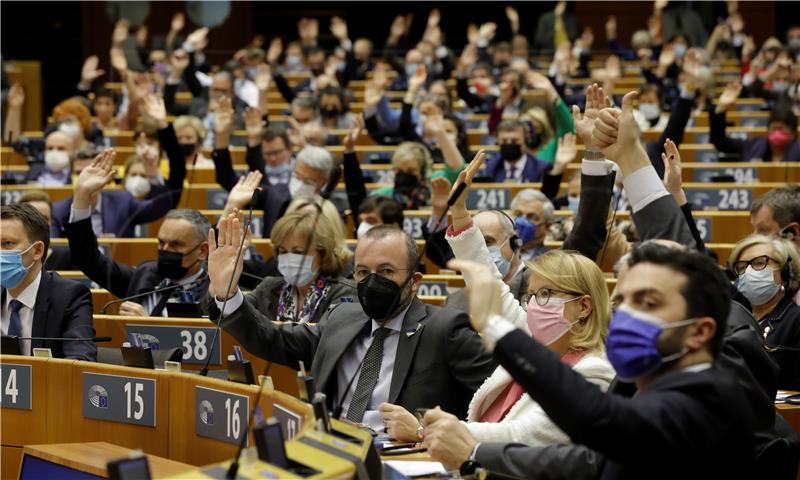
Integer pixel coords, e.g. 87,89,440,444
8,300,24,353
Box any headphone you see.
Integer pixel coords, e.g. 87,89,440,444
488,208,522,252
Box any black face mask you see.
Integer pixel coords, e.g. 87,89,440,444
157,243,200,280
357,273,404,321
311,67,325,76
500,143,522,161
179,143,197,157
321,107,341,118
394,172,419,191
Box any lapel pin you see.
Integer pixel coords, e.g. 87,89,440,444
406,323,423,337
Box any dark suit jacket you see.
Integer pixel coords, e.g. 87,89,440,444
63,217,209,307
493,329,758,479
211,297,496,418
51,187,173,238
484,152,552,183
212,148,291,235
2,270,96,361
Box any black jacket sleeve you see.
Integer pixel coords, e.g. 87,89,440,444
398,101,421,142
541,171,563,201
63,218,136,299
157,124,186,207
163,83,190,116
680,202,706,252
562,172,615,261
647,94,695,178
456,76,486,109
212,148,239,192
272,72,297,104
709,110,745,155
474,442,603,480
343,151,368,221
246,145,266,173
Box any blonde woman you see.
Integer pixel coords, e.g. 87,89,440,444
173,115,214,168
729,234,800,389
213,210,356,324
286,196,353,276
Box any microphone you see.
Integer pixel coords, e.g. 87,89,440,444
201,187,261,377
8,336,112,342
100,283,186,314
320,165,342,200
226,360,273,480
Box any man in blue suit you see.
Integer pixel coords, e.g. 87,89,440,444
50,148,173,238
1,203,96,361
483,120,552,183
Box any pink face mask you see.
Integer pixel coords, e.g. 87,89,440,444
526,295,582,345
768,130,793,151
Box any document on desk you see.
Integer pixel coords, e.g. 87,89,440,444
384,460,446,477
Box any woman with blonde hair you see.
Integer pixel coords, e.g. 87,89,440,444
225,210,356,324
729,234,800,389
286,196,353,273
173,115,214,168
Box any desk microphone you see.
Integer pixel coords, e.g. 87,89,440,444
100,283,186,314
201,188,261,377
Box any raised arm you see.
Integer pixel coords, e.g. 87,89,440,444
709,81,745,155
3,84,24,143
342,114,368,221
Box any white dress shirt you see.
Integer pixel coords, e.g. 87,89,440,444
69,194,105,238
1,270,42,355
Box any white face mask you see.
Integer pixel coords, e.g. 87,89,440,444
356,221,375,239
59,122,83,141
638,103,661,121
737,265,781,306
278,252,317,286
125,175,151,198
289,176,318,198
44,150,70,173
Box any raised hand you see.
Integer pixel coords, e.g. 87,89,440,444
244,106,266,141
658,45,676,71
267,37,283,65
715,81,742,113
662,138,686,204
458,44,478,72
112,19,129,47
445,259,502,333
554,0,567,16
478,22,497,44
430,176,452,216
139,142,160,178
226,171,264,211
344,113,365,152
207,213,245,300
450,150,486,218
552,133,577,175
365,64,387,108
389,15,407,42
140,94,168,129
75,149,117,208
297,17,319,44
110,47,128,75
505,6,520,33
407,64,427,92
186,27,210,52
423,113,445,136
286,117,306,150
605,15,618,39
81,56,105,86
467,24,479,45
7,83,24,110
526,71,559,102
215,96,235,135
592,91,643,169
571,84,612,149
170,12,185,32
330,16,349,41
253,63,272,92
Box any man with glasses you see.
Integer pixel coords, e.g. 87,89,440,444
510,189,555,261
207,218,496,431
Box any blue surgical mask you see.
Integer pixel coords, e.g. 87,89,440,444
405,63,419,78
606,305,697,381
0,243,37,289
514,217,537,245
265,162,291,176
737,266,780,306
674,44,687,58
567,196,580,215
488,244,511,277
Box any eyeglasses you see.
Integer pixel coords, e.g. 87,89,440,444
354,266,411,281
732,255,779,276
521,287,582,306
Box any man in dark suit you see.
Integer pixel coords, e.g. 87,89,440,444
50,147,173,238
63,150,210,317
483,120,552,183
1,204,96,361
442,244,759,478
207,218,495,430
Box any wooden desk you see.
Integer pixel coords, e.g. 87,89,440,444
21,442,194,479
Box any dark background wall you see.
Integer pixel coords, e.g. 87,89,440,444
1,1,790,117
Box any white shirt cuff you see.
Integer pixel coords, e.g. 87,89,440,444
214,289,244,317
69,207,92,223
481,315,516,351
622,166,671,213
581,159,615,176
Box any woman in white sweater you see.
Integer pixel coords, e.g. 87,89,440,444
380,152,615,447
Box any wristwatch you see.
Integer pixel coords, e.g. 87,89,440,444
583,149,605,161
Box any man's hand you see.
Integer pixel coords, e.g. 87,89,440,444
112,19,129,47
118,301,147,317
477,22,497,44
81,56,105,86
297,17,319,45
571,83,611,150
715,81,742,114
330,16,349,42
170,12,185,33
552,133,577,175
186,27,209,52
74,149,116,209
458,44,478,72
215,96,235,135
407,64,427,92
7,83,24,110
344,113,364,152
605,15,618,40
140,94,168,129
364,63,387,108
430,176,451,218
592,91,646,173
662,138,687,204
423,113,445,137
527,71,559,102
226,171,264,211
267,37,283,65
254,63,271,92
207,213,245,300
140,142,160,179
389,15,407,42
110,47,128,76
379,403,421,442
244,106,266,144
450,149,486,219
422,407,477,470
446,259,503,332
505,6,520,34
